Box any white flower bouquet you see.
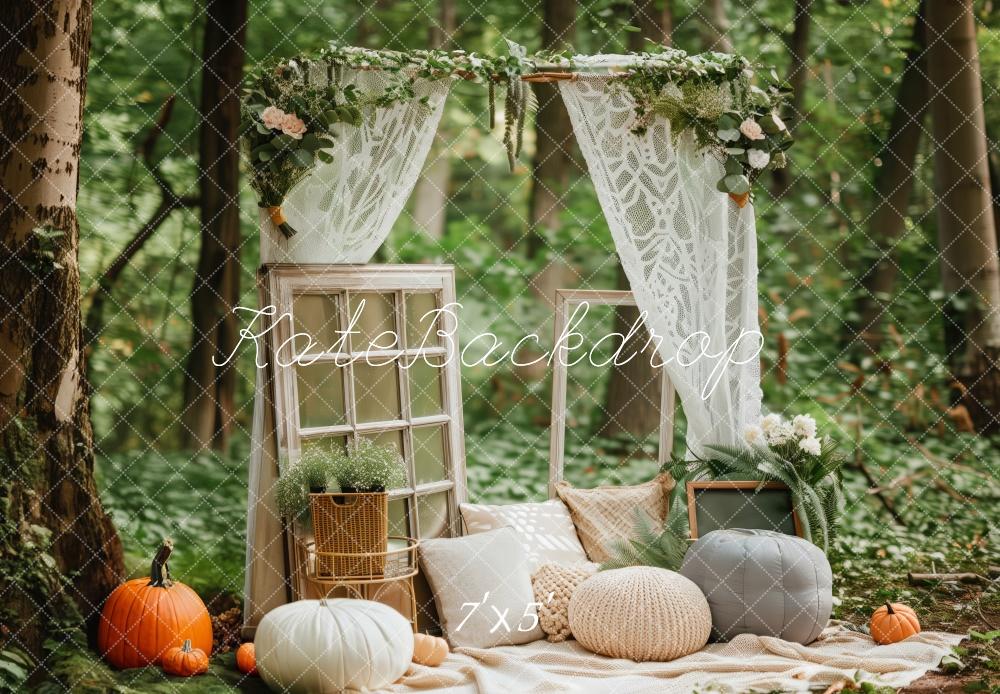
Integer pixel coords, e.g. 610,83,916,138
670,412,847,551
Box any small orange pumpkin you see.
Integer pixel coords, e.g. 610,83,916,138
236,642,257,676
412,633,449,667
162,639,209,676
870,602,920,644
97,539,213,668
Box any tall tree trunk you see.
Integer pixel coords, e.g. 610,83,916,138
771,0,813,196
854,3,928,352
632,0,672,48
0,0,124,657
410,0,455,240
927,0,1000,431
181,0,247,450
526,0,577,310
597,0,673,438
698,0,732,53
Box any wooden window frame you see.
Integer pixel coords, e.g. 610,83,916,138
548,289,677,497
260,264,467,562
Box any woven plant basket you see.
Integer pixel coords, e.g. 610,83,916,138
310,492,388,579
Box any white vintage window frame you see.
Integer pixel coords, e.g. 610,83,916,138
548,289,677,498
260,265,467,584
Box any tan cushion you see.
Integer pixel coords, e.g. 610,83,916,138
555,474,674,563
419,527,544,648
460,499,588,569
531,562,598,642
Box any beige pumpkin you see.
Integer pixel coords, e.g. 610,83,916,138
255,599,413,693
412,633,449,667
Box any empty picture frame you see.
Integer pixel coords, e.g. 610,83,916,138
548,289,677,497
686,481,803,539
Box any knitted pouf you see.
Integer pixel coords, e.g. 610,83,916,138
568,567,711,661
680,529,833,644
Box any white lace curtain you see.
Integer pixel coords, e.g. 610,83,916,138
259,66,450,264
559,70,763,454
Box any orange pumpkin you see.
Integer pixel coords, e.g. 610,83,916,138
870,602,921,644
162,639,209,676
412,633,449,667
97,539,213,668
236,642,257,676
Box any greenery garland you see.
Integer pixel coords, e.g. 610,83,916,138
241,42,792,236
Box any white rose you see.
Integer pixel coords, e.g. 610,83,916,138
739,118,765,140
799,437,821,456
760,413,782,434
792,414,817,439
747,149,770,170
744,425,765,445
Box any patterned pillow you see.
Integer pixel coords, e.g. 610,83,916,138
460,499,588,569
555,474,674,562
531,562,598,642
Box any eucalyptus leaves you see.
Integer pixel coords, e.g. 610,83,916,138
241,62,362,237
615,51,793,204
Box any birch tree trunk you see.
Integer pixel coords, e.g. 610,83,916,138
854,4,928,352
0,0,123,656
927,0,1000,431
181,0,247,449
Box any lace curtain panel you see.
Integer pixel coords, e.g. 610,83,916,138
259,66,450,264
559,70,763,454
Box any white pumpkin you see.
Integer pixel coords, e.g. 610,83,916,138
256,598,414,693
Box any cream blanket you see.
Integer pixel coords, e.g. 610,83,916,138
389,624,964,693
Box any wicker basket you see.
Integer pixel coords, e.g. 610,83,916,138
310,492,389,579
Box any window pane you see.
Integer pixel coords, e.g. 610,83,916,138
292,293,342,353
296,363,345,428
408,357,444,418
417,492,449,538
353,361,401,422
405,292,440,348
412,426,447,485
350,292,397,352
388,498,410,537
301,435,347,459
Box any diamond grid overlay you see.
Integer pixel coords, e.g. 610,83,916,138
1,0,996,689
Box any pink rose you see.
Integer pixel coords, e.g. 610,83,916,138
739,118,764,141
261,105,285,130
280,112,307,139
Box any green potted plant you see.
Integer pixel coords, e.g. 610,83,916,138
331,438,407,493
275,447,333,520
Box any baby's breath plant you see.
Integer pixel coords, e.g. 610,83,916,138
332,439,407,492
275,447,334,519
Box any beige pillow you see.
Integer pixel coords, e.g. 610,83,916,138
532,562,598,642
419,527,544,648
460,499,588,569
556,474,674,563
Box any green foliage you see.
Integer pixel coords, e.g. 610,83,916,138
601,495,689,572
0,647,32,693
274,446,334,519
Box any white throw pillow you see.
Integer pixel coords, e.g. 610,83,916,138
459,499,589,569
419,527,545,648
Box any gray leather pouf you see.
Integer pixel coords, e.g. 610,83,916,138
679,529,832,644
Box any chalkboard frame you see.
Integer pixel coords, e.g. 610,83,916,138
685,480,803,539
